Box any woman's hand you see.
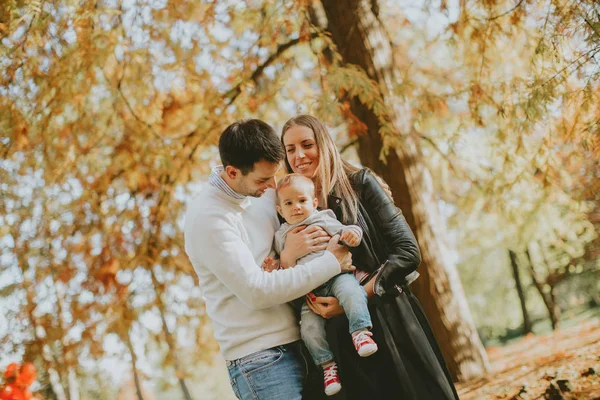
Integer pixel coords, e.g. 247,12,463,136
306,292,345,319
280,225,330,268
362,275,376,298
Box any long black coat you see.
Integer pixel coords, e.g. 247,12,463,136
304,168,460,400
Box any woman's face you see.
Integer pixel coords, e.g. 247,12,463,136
283,125,320,178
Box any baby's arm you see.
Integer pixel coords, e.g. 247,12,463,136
340,226,362,247
319,211,363,248
262,250,281,272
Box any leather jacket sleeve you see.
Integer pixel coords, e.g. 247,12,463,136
356,169,421,295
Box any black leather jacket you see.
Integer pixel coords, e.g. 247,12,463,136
328,168,421,295
313,168,459,400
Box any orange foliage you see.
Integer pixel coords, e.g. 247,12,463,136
0,363,36,400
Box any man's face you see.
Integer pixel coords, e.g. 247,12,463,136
234,160,280,197
276,183,318,225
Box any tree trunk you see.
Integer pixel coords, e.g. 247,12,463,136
525,248,560,330
547,288,560,329
67,367,80,400
126,333,146,400
26,303,68,400
52,278,80,400
17,252,68,400
42,345,68,400
508,250,532,334
320,0,489,381
150,269,193,400
538,247,561,329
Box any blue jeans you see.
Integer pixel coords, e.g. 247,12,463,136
226,341,310,400
301,273,372,365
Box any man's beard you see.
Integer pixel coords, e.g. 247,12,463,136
246,190,263,198
238,182,265,198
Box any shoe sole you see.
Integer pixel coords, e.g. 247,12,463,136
325,382,342,396
358,344,378,357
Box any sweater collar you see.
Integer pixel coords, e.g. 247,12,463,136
209,166,246,200
209,166,251,209
211,185,252,209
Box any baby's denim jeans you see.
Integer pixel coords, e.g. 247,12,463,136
300,273,372,365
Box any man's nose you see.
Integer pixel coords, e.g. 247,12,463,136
266,176,276,189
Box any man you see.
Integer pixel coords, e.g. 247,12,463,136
184,119,352,399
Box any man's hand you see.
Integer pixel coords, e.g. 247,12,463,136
262,256,280,272
326,234,354,273
280,225,330,268
340,230,361,247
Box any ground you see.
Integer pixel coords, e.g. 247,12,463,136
456,318,600,400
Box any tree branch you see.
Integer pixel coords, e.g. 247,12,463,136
417,132,459,174
583,15,600,40
152,33,325,218
117,81,166,142
487,0,525,21
179,32,322,147
538,47,600,89
1,138,13,160
224,32,320,104
340,138,359,154
416,131,484,190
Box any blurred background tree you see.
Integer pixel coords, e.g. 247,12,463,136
1,0,598,398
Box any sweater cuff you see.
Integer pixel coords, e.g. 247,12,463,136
321,250,342,276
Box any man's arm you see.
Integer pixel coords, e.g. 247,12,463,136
187,214,343,310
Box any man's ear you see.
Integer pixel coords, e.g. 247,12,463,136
276,205,283,216
224,165,239,180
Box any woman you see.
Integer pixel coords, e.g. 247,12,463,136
280,115,460,400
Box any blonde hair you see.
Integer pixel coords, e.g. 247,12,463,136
276,173,315,204
281,115,359,224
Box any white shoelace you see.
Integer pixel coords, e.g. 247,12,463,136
323,364,338,381
352,331,373,347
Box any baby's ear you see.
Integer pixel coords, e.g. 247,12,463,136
313,197,318,208
276,205,283,216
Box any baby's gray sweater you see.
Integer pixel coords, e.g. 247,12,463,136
274,210,362,263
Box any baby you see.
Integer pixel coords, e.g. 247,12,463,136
271,174,378,397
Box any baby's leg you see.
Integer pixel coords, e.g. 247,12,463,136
300,303,334,365
330,274,378,357
330,273,372,334
300,303,342,396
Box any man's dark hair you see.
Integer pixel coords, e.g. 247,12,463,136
219,119,285,174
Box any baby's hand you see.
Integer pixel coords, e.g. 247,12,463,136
340,230,360,247
262,256,280,272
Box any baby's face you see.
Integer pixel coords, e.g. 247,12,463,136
276,183,318,225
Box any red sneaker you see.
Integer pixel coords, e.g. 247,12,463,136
323,362,342,396
352,330,378,357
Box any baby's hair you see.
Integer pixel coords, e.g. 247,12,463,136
276,174,315,203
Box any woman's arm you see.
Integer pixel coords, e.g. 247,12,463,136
360,169,421,292
305,169,416,317
362,275,376,298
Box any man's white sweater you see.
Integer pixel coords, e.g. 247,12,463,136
184,183,341,360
